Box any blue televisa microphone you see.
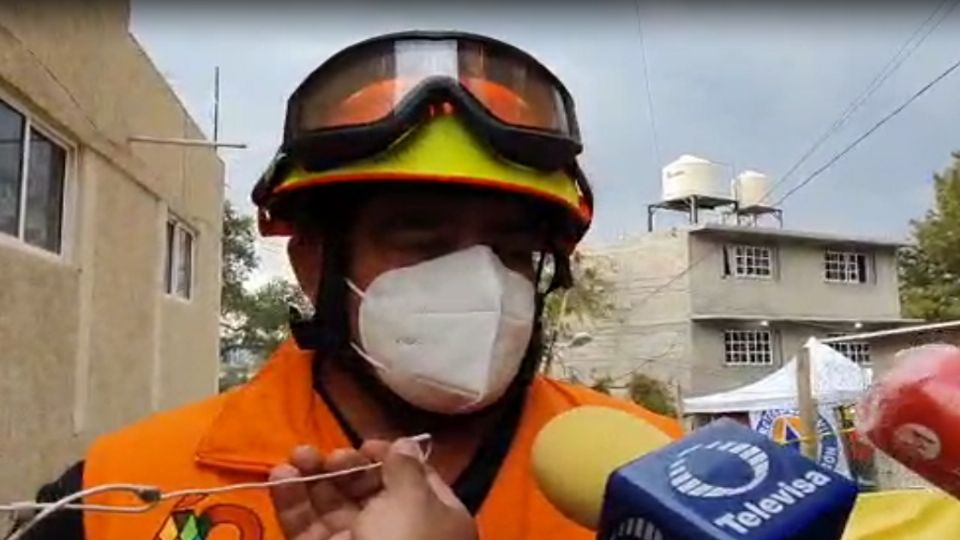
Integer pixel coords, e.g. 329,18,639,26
598,418,859,540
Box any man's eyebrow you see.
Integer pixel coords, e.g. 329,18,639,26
492,214,543,235
375,211,449,230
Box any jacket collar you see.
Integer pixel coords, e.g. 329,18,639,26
193,340,562,476
194,340,351,473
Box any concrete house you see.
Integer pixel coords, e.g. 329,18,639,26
558,155,916,397
0,0,223,506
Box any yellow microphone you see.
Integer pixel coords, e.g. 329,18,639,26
531,406,673,530
533,406,860,540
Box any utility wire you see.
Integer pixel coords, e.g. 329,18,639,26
774,54,960,206
634,0,662,169
765,0,959,201
624,4,960,305
629,53,960,311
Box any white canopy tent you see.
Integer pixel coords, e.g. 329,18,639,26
683,337,872,414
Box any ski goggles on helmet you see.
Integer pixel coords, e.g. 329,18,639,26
273,31,582,178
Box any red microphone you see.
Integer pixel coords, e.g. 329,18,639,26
857,343,960,497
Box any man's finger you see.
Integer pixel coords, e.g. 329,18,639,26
328,448,382,503
424,464,468,511
268,463,331,540
381,438,431,498
290,445,323,474
305,450,361,531
358,439,392,462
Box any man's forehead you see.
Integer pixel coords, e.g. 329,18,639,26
369,186,528,206
364,187,539,222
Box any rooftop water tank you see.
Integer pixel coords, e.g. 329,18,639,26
734,170,773,209
662,154,729,202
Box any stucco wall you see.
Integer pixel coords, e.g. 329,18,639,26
560,231,694,389
688,321,861,395
0,0,223,511
688,234,902,320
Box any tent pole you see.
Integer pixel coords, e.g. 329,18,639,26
673,380,688,434
797,344,819,460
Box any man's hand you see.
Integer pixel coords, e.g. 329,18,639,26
268,438,478,540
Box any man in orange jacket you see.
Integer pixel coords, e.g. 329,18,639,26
14,31,681,540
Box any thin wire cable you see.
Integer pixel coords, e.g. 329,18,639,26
774,54,960,206
765,0,959,200
2,485,158,540
634,0,662,169
628,247,718,310
624,4,960,296
2,434,432,540
628,53,960,312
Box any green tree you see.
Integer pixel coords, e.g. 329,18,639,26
540,251,615,373
900,152,960,321
221,201,258,318
626,373,677,417
219,201,307,391
237,278,309,356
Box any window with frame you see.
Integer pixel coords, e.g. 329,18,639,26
827,334,872,365
724,244,774,279
164,218,195,300
0,98,68,254
824,250,869,284
724,329,774,366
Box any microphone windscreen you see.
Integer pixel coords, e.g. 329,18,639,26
531,406,673,529
858,344,960,498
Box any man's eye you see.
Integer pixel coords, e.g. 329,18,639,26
387,231,454,256
496,247,536,270
392,229,443,245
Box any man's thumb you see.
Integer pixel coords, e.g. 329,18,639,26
382,438,430,496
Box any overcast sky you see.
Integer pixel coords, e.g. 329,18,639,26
130,2,960,287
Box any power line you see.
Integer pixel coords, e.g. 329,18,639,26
775,54,960,206
628,53,960,312
634,0,662,169
765,0,959,200
627,250,714,309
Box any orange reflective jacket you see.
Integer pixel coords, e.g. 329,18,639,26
84,340,682,540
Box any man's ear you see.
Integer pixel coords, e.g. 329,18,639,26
287,231,324,304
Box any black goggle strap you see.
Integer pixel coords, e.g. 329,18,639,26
517,251,551,386
290,234,349,353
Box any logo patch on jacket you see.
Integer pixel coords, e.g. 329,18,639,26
154,495,263,540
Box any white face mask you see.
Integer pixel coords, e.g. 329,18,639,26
346,245,536,414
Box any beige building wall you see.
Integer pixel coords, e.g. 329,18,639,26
688,321,867,394
687,232,902,321
563,226,908,397
557,231,694,390
0,0,223,510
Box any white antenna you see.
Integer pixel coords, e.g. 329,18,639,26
213,65,221,144
129,65,247,149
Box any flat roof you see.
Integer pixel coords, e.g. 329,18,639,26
691,314,922,325
688,223,908,248
820,320,960,342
